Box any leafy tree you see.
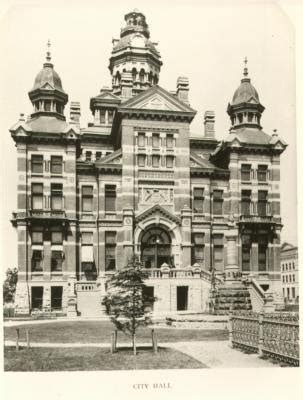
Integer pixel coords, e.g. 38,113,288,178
3,268,18,304
102,256,156,355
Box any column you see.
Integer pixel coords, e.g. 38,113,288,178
123,207,134,262
181,205,192,267
225,230,240,285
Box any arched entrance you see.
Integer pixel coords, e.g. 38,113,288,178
141,227,172,268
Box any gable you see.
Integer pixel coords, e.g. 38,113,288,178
41,82,55,90
136,204,181,225
120,85,196,114
98,149,122,164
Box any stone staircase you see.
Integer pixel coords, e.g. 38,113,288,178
211,284,252,315
76,281,105,317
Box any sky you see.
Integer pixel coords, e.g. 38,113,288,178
0,0,298,270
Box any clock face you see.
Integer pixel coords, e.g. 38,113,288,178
131,34,145,48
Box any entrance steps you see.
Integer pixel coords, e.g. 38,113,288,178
76,282,106,317
211,284,252,315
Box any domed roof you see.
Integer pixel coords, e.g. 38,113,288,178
32,62,65,92
113,34,160,56
231,77,260,105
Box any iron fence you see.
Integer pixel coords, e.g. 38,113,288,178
229,311,299,366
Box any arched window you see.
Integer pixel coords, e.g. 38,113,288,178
141,227,172,269
139,69,145,83
132,68,137,82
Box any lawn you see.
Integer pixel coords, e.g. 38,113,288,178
4,321,228,344
4,346,207,371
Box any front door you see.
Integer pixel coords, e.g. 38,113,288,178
141,227,171,268
177,286,188,311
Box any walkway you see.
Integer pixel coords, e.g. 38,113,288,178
4,339,279,368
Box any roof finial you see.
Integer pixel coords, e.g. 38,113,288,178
46,39,51,63
243,56,248,77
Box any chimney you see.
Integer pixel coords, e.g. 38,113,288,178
176,76,189,105
204,111,215,138
120,72,133,99
70,102,81,128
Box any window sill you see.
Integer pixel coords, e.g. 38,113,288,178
31,173,44,177
241,180,252,184
50,174,63,178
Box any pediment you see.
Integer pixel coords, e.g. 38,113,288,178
62,127,79,138
136,204,181,225
41,82,54,90
120,85,196,114
95,91,120,101
190,152,215,169
10,121,32,136
247,96,258,104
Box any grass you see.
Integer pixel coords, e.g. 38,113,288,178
4,346,207,371
4,321,228,344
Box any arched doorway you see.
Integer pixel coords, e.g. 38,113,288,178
141,227,172,268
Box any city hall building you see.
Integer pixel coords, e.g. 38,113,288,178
11,10,287,316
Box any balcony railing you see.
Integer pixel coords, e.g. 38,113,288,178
27,210,66,219
239,215,273,224
141,267,223,284
76,281,99,292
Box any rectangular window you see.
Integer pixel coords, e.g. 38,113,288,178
82,232,93,245
51,229,63,245
31,155,43,174
213,234,224,271
51,286,63,310
32,229,43,245
50,156,63,174
138,132,146,147
257,165,268,182
51,183,63,210
241,190,251,215
82,186,93,212
45,100,51,112
258,191,268,216
105,185,116,212
138,154,146,167
96,152,102,161
152,133,160,148
100,110,106,124
86,151,92,162
166,156,174,168
166,134,174,148
193,188,204,212
258,234,268,271
31,183,43,210
31,287,43,310
108,110,114,124
292,287,296,299
191,233,205,266
242,234,251,271
105,232,116,271
51,251,63,272
213,190,223,215
32,250,43,272
241,164,251,181
152,155,160,168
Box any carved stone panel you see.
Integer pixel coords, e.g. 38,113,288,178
138,187,174,205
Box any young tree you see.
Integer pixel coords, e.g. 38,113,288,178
3,268,18,304
102,256,156,355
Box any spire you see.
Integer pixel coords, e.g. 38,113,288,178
46,39,51,62
243,56,248,77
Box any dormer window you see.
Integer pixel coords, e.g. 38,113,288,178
45,100,51,112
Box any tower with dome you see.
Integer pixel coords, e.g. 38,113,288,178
10,10,287,316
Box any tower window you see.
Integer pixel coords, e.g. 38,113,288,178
193,188,204,212
96,152,102,161
138,154,146,167
258,235,268,271
51,184,63,210
242,234,251,272
31,183,43,210
191,233,205,266
82,186,93,212
86,151,92,162
213,190,223,215
138,132,146,147
166,134,174,148
105,232,117,271
55,102,62,114
213,234,224,271
108,110,114,124
257,191,268,216
44,100,51,112
152,155,160,168
50,156,63,174
152,133,160,148
31,155,43,174
241,190,251,215
105,185,116,212
100,110,106,124
241,164,251,181
166,156,174,168
257,165,268,182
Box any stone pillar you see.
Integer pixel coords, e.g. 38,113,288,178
123,207,134,262
181,205,192,267
66,275,77,318
225,230,240,285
